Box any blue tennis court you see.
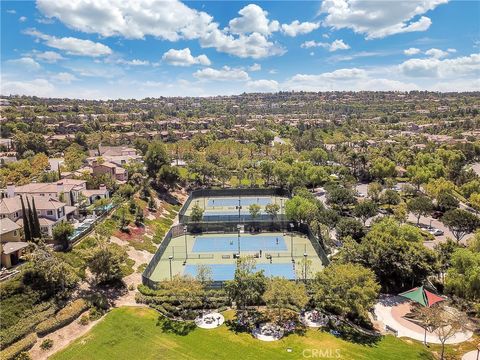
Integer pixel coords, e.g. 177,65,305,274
184,263,295,281
207,197,272,207
192,234,287,252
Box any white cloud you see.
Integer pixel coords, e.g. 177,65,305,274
36,0,285,59
1,78,55,97
51,72,78,83
34,51,65,63
6,9,16,14
162,48,211,67
329,39,350,51
404,47,421,56
7,57,41,70
301,39,350,52
117,59,150,66
284,68,419,92
249,63,261,71
425,48,449,59
399,53,480,78
281,20,320,37
228,4,279,35
24,29,112,57
246,79,279,92
19,16,27,22
193,66,250,81
447,48,457,53
319,0,448,39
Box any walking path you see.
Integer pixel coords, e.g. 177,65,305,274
462,349,479,360
374,295,473,345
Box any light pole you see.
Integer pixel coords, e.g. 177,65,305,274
303,253,307,282
168,255,173,281
280,198,284,217
289,223,294,259
237,224,241,256
236,197,242,223
184,225,188,263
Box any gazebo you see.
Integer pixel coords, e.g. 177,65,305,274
399,286,445,307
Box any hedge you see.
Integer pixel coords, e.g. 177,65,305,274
0,306,56,348
35,299,89,337
0,333,37,360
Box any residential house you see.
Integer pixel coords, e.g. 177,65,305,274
91,160,128,182
0,218,28,268
0,195,74,237
4,179,87,206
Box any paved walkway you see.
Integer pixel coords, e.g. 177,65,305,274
374,295,473,345
463,350,480,360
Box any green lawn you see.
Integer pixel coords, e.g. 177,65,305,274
51,307,433,360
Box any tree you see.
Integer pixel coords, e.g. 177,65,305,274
393,202,408,223
157,165,180,190
436,191,459,212
442,209,480,242
52,221,74,251
162,275,204,320
380,189,401,209
445,244,480,301
336,217,366,242
338,217,437,292
434,238,459,283
84,241,128,284
263,277,308,324
417,305,471,359
265,203,280,220
370,157,396,181
325,185,356,211
407,196,433,224
144,141,169,178
469,193,480,213
353,200,378,225
31,198,41,239
248,203,261,220
117,184,135,199
64,144,86,171
195,264,213,288
190,203,204,222
312,263,380,322
318,208,340,231
23,243,79,297
285,195,319,224
367,182,383,203
20,195,31,241
225,257,267,310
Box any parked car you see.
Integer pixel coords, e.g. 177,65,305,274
426,226,444,236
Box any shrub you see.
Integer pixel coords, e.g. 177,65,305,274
88,307,105,321
15,352,32,360
40,338,53,350
79,314,90,326
35,299,88,336
0,333,37,360
0,306,56,348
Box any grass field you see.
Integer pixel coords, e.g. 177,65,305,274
51,307,434,360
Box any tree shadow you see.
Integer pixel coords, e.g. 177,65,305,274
157,317,196,336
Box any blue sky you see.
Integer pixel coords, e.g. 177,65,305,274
1,0,479,99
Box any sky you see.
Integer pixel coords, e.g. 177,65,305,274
1,0,479,99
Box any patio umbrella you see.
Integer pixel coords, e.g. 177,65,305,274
399,286,444,307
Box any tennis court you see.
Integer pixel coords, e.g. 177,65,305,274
184,263,295,281
207,197,272,207
192,233,287,252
